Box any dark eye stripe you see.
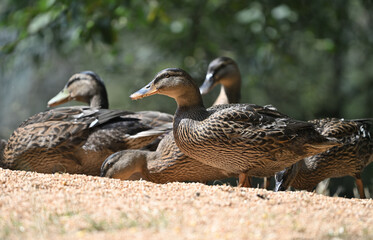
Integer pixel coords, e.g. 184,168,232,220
66,72,104,88
210,59,233,75
155,69,186,82
66,77,81,87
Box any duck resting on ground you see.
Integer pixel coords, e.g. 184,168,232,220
275,118,373,198
130,68,340,186
1,71,172,175
100,132,235,183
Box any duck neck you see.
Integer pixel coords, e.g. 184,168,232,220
213,76,241,105
173,86,207,119
90,88,109,109
140,151,161,182
175,87,205,109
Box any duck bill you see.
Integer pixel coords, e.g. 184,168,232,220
199,73,215,95
47,88,71,107
130,82,159,100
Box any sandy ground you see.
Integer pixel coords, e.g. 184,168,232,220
0,168,372,240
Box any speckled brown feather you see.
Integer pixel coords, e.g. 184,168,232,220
174,103,338,177
131,68,339,180
2,107,171,175
101,132,233,183
275,118,373,198
2,71,173,175
0,139,6,164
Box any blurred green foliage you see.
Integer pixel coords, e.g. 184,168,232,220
0,0,372,197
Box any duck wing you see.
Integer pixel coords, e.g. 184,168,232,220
174,103,337,176
3,108,171,172
205,104,318,144
310,118,372,140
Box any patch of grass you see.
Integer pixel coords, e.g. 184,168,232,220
83,211,169,233
326,226,349,239
0,217,25,239
0,207,169,239
0,209,80,239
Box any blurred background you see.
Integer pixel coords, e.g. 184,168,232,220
0,0,372,197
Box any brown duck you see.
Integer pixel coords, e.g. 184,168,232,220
1,71,172,175
200,56,241,105
199,56,270,187
101,61,242,185
130,68,339,186
100,132,234,183
275,118,373,198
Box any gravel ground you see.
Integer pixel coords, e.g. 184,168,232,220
0,168,372,240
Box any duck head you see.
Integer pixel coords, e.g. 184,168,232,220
200,57,241,104
130,68,204,108
48,71,108,108
100,150,148,180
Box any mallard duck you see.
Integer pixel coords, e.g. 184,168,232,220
1,71,172,175
275,118,373,198
100,61,244,185
200,56,267,188
199,56,255,187
48,71,109,109
100,132,234,183
200,56,241,105
130,68,340,185
47,71,173,128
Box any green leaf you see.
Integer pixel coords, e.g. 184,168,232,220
27,6,65,34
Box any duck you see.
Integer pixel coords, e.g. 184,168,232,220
275,118,373,198
199,56,267,188
100,132,234,183
199,56,255,187
130,68,340,186
47,71,173,128
100,60,245,185
199,59,373,196
199,56,241,105
1,71,172,175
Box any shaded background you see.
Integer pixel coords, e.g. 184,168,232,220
0,0,372,197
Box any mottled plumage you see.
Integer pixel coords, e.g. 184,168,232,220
199,56,266,187
101,58,243,185
130,68,339,185
101,132,233,183
0,139,6,163
1,71,172,175
2,106,171,175
275,118,373,198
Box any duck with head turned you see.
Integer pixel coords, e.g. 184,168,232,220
1,71,172,175
130,68,340,185
275,118,373,198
